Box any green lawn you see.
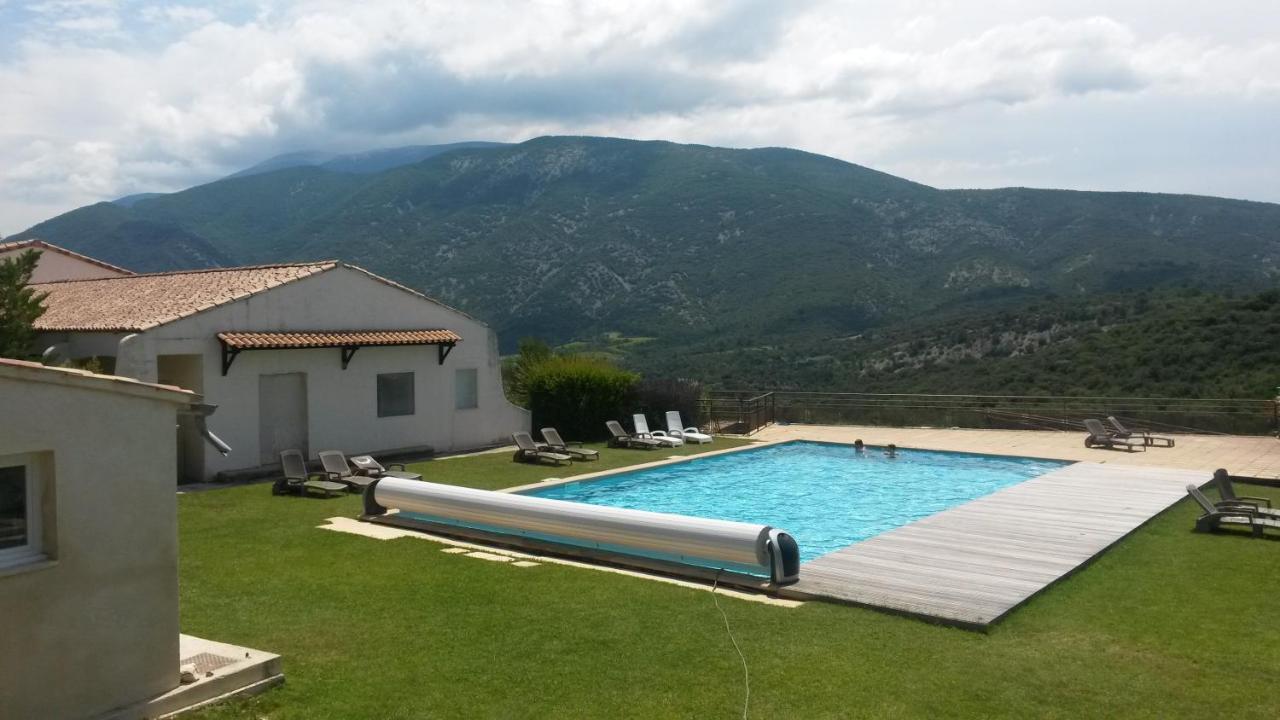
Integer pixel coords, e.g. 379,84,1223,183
181,444,1280,719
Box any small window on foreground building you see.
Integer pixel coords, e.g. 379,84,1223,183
0,455,42,569
377,372,415,417
455,368,478,410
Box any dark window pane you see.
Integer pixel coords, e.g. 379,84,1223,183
0,465,27,550
377,372,415,417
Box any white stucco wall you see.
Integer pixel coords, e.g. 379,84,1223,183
61,266,529,479
0,365,189,720
0,246,129,283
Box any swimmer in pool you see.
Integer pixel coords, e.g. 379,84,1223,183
853,439,865,453
885,443,898,458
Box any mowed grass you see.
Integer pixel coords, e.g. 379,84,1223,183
180,444,1280,719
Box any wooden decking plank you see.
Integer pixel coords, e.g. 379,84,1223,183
792,461,1194,628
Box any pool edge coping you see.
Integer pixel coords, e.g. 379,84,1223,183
500,438,789,494
502,436,1076,497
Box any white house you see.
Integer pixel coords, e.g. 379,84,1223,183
0,238,133,283
30,258,529,482
0,359,281,718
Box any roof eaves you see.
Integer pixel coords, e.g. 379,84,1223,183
30,260,340,286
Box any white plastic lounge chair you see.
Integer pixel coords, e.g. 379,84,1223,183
317,450,375,490
1186,484,1280,537
1083,419,1144,452
349,455,423,481
1211,469,1279,519
606,420,662,449
540,428,599,461
665,410,712,444
274,449,347,498
1106,416,1175,448
512,432,572,465
633,413,682,447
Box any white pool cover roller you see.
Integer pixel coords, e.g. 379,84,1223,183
363,477,800,584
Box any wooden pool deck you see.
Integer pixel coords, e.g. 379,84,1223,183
753,425,1272,628
779,461,1205,628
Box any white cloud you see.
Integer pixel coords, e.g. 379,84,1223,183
0,0,1278,235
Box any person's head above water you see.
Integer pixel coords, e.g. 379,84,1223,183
853,439,865,450
885,443,898,457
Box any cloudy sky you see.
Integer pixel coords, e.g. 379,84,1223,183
2,0,1278,234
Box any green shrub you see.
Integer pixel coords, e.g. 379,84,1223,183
526,355,639,441
502,337,554,406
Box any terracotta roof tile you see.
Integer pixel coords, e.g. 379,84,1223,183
217,330,461,349
33,262,338,332
0,238,135,275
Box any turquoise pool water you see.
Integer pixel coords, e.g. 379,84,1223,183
526,441,1068,561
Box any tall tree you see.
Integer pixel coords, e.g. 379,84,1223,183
0,250,48,359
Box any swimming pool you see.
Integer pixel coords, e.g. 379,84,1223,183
525,441,1069,562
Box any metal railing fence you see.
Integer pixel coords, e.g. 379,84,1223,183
699,390,1278,436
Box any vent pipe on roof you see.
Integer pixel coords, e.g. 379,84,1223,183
41,344,68,365
116,333,144,379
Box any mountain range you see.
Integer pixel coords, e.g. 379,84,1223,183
14,136,1280,394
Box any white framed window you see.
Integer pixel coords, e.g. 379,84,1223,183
0,453,43,569
377,372,416,417
455,368,478,410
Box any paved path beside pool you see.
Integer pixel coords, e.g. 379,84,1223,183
779,461,1205,628
753,424,1280,479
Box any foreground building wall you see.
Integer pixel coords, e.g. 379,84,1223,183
0,361,192,719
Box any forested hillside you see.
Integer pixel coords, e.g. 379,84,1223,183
625,289,1280,398
17,136,1280,397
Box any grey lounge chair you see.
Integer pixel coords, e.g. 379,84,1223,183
512,432,572,465
317,450,375,491
633,413,682,447
606,420,662,449
1106,416,1175,448
540,428,599,461
349,454,423,481
274,449,347,498
1083,419,1144,452
1186,484,1280,537
1211,469,1279,519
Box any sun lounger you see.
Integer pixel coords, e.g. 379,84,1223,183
633,413,682,447
1211,469,1279,519
317,450,376,490
665,410,712,444
1186,483,1280,537
273,449,347,497
1106,416,1175,447
1083,419,1144,452
349,454,423,481
540,428,599,461
512,431,572,465
606,420,663,449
